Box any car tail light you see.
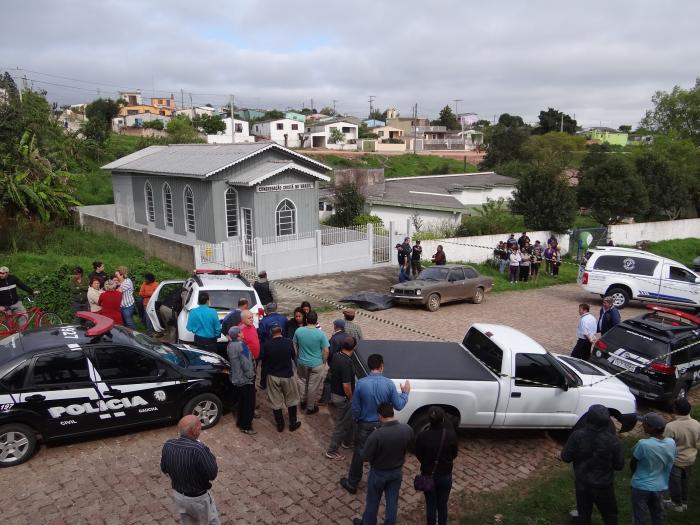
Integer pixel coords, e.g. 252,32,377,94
581,272,588,285
650,362,675,375
258,307,265,319
594,339,607,351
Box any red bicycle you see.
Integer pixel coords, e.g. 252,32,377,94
0,297,62,337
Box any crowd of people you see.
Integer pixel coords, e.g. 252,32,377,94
562,400,700,524
395,237,447,283
494,231,562,284
160,286,460,525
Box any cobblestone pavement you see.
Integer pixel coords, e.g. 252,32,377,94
0,284,660,524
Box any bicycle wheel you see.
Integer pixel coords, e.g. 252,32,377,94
37,313,62,328
13,313,29,332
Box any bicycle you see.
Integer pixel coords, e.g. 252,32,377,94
0,297,62,337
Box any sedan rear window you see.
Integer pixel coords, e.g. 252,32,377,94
602,327,668,359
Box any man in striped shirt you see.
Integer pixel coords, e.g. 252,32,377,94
115,266,136,329
161,415,220,525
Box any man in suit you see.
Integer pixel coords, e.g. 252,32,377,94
598,296,621,336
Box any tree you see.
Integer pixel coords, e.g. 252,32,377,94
520,132,586,172
618,125,632,133
358,122,378,139
511,164,577,232
193,114,226,134
535,108,577,134
143,119,164,130
498,113,525,127
633,137,700,219
319,106,336,116
329,183,365,227
368,109,383,121
328,127,345,144
641,78,700,144
432,105,460,130
83,98,122,143
577,156,649,225
479,121,530,169
166,115,202,143
264,109,285,120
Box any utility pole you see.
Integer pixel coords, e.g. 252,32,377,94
181,89,184,109
189,93,193,119
560,112,564,133
310,98,314,112
368,95,376,118
413,103,418,155
453,99,462,116
234,95,236,144
332,99,337,115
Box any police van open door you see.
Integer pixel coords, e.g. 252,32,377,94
146,280,185,335
659,263,700,307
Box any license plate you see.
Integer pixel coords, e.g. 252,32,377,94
611,358,637,372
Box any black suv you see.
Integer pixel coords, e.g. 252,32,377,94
0,312,234,467
590,305,700,407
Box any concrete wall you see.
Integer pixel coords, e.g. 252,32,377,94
608,218,700,246
78,207,196,271
418,231,571,265
368,204,462,230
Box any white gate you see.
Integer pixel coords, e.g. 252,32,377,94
195,240,257,276
372,225,391,264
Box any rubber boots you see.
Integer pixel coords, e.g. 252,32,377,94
273,409,285,432
288,405,302,432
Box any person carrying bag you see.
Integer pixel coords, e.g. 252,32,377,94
415,406,459,525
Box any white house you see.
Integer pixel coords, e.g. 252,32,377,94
173,106,217,119
207,117,254,144
111,113,171,132
304,118,359,150
251,118,304,148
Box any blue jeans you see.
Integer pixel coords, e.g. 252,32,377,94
121,304,136,329
631,488,664,525
498,259,508,274
424,473,452,525
348,422,379,487
362,467,403,525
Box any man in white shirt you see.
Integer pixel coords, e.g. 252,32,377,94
571,303,597,361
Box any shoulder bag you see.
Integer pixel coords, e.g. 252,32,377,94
414,428,446,493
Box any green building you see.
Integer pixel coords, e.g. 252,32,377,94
587,128,628,147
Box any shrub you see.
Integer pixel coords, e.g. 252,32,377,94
352,214,383,226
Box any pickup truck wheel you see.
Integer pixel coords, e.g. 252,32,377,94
471,287,484,304
607,287,630,309
0,423,37,468
409,409,459,435
426,293,441,312
184,393,223,430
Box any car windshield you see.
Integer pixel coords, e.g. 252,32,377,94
206,290,257,310
130,331,187,367
602,327,668,359
417,267,449,281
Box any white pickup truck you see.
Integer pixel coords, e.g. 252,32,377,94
354,323,636,432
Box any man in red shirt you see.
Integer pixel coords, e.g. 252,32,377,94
239,310,260,359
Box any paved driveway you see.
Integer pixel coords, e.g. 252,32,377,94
0,285,653,524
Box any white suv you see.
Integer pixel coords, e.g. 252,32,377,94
578,247,700,309
146,269,264,343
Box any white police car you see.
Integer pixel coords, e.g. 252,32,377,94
0,312,235,467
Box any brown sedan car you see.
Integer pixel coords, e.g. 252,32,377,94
390,265,494,311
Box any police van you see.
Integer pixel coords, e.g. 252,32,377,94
0,312,235,467
578,246,700,309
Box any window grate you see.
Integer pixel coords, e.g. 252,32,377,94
225,187,239,237
276,199,296,236
184,186,195,233
163,183,173,226
145,182,155,223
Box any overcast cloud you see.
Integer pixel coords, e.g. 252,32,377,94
2,0,699,127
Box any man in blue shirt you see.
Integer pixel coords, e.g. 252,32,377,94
257,302,288,389
631,412,676,525
293,311,329,415
186,292,221,354
340,353,410,495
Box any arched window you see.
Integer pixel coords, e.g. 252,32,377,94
184,185,196,233
163,183,173,227
276,199,296,236
225,187,239,237
144,181,155,222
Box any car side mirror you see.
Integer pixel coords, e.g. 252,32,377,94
559,375,570,391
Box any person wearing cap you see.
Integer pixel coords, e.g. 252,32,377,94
260,324,301,432
226,326,256,435
257,303,288,390
663,399,700,512
0,266,38,314
253,270,277,306
560,404,624,525
326,336,357,461
631,412,676,525
342,308,364,342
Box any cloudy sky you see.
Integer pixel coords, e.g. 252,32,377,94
2,0,698,127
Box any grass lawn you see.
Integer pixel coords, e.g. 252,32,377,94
645,238,700,267
0,226,187,322
307,152,477,178
457,407,700,525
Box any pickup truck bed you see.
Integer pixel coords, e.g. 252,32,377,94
354,340,496,382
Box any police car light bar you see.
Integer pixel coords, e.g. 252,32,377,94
644,304,700,326
193,269,241,275
75,311,115,336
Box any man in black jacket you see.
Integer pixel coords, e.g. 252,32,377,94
561,404,624,525
0,266,37,314
598,296,621,335
253,271,277,305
